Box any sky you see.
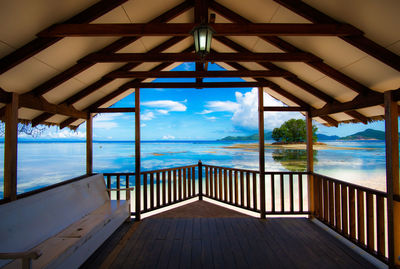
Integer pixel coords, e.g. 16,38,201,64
21,62,389,141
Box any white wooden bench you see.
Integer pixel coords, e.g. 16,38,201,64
0,173,130,269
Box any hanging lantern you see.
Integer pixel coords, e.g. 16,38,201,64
191,24,214,57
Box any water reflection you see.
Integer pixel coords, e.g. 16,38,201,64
272,149,318,172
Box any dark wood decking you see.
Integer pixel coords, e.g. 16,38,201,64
82,201,377,269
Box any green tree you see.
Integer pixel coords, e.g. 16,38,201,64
272,119,317,143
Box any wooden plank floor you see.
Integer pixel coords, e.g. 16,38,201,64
83,201,377,269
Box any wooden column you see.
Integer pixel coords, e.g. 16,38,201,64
384,90,400,268
135,88,141,221
86,113,93,175
258,87,266,219
306,112,315,215
4,93,19,201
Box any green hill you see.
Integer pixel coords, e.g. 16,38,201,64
219,132,272,141
341,129,385,140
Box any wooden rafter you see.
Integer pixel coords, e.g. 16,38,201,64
91,108,135,113
31,36,187,127
27,1,194,97
38,23,362,37
82,52,319,63
209,1,375,95
118,81,274,88
214,36,368,124
0,0,130,75
274,0,400,72
106,70,292,79
264,107,309,112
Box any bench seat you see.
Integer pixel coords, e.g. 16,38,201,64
0,174,130,269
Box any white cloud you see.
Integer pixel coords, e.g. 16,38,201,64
141,111,155,121
46,129,86,139
197,109,213,115
140,123,147,127
203,88,302,130
93,113,122,130
204,116,217,121
142,100,187,114
162,135,175,140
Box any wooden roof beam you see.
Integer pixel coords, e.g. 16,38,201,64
38,23,363,37
274,0,400,72
0,88,87,119
106,70,293,79
31,37,187,127
214,37,369,124
122,82,274,88
210,1,375,95
82,52,319,63
311,92,385,117
0,0,130,75
91,108,135,113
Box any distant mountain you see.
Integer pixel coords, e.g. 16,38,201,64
219,132,272,141
340,128,385,140
317,134,340,140
219,128,388,142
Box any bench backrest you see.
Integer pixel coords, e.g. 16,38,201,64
0,174,109,254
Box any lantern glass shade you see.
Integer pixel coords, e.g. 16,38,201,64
192,24,214,56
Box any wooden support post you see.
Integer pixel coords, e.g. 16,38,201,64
258,87,266,219
4,93,19,201
135,88,141,221
306,112,315,216
198,160,203,200
86,113,93,175
384,90,400,268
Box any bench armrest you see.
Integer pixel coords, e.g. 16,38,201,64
0,251,42,269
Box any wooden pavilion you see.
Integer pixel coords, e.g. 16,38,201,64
0,0,399,268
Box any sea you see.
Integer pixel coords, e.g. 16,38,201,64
0,140,388,198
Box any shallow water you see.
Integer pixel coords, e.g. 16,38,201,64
0,140,389,197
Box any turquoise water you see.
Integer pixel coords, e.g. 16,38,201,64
0,140,388,198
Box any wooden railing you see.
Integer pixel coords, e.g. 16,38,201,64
202,165,309,215
104,164,389,264
313,173,388,263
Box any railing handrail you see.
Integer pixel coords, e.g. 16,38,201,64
313,172,387,197
202,164,259,174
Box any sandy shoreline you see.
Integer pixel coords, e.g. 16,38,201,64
222,142,374,151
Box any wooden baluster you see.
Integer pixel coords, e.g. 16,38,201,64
253,172,257,210
234,171,238,205
316,175,322,217
183,168,187,199
116,175,120,201
329,180,334,226
357,190,365,245
205,166,209,196
323,179,328,222
349,186,356,240
271,174,275,213
187,168,191,197
162,171,166,206
126,175,130,202
341,185,348,236
178,169,182,200
150,173,154,209
173,170,177,202
280,174,284,212
106,175,111,197
224,169,228,202
192,166,196,195
210,167,214,197
246,172,251,208
168,171,172,204
156,172,160,207
299,174,303,213
229,170,233,204
376,195,386,257
214,168,218,199
335,183,341,231
219,168,223,201
240,171,245,207
143,173,147,211
289,174,294,212
366,192,374,251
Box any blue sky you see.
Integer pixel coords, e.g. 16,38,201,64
25,62,388,141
